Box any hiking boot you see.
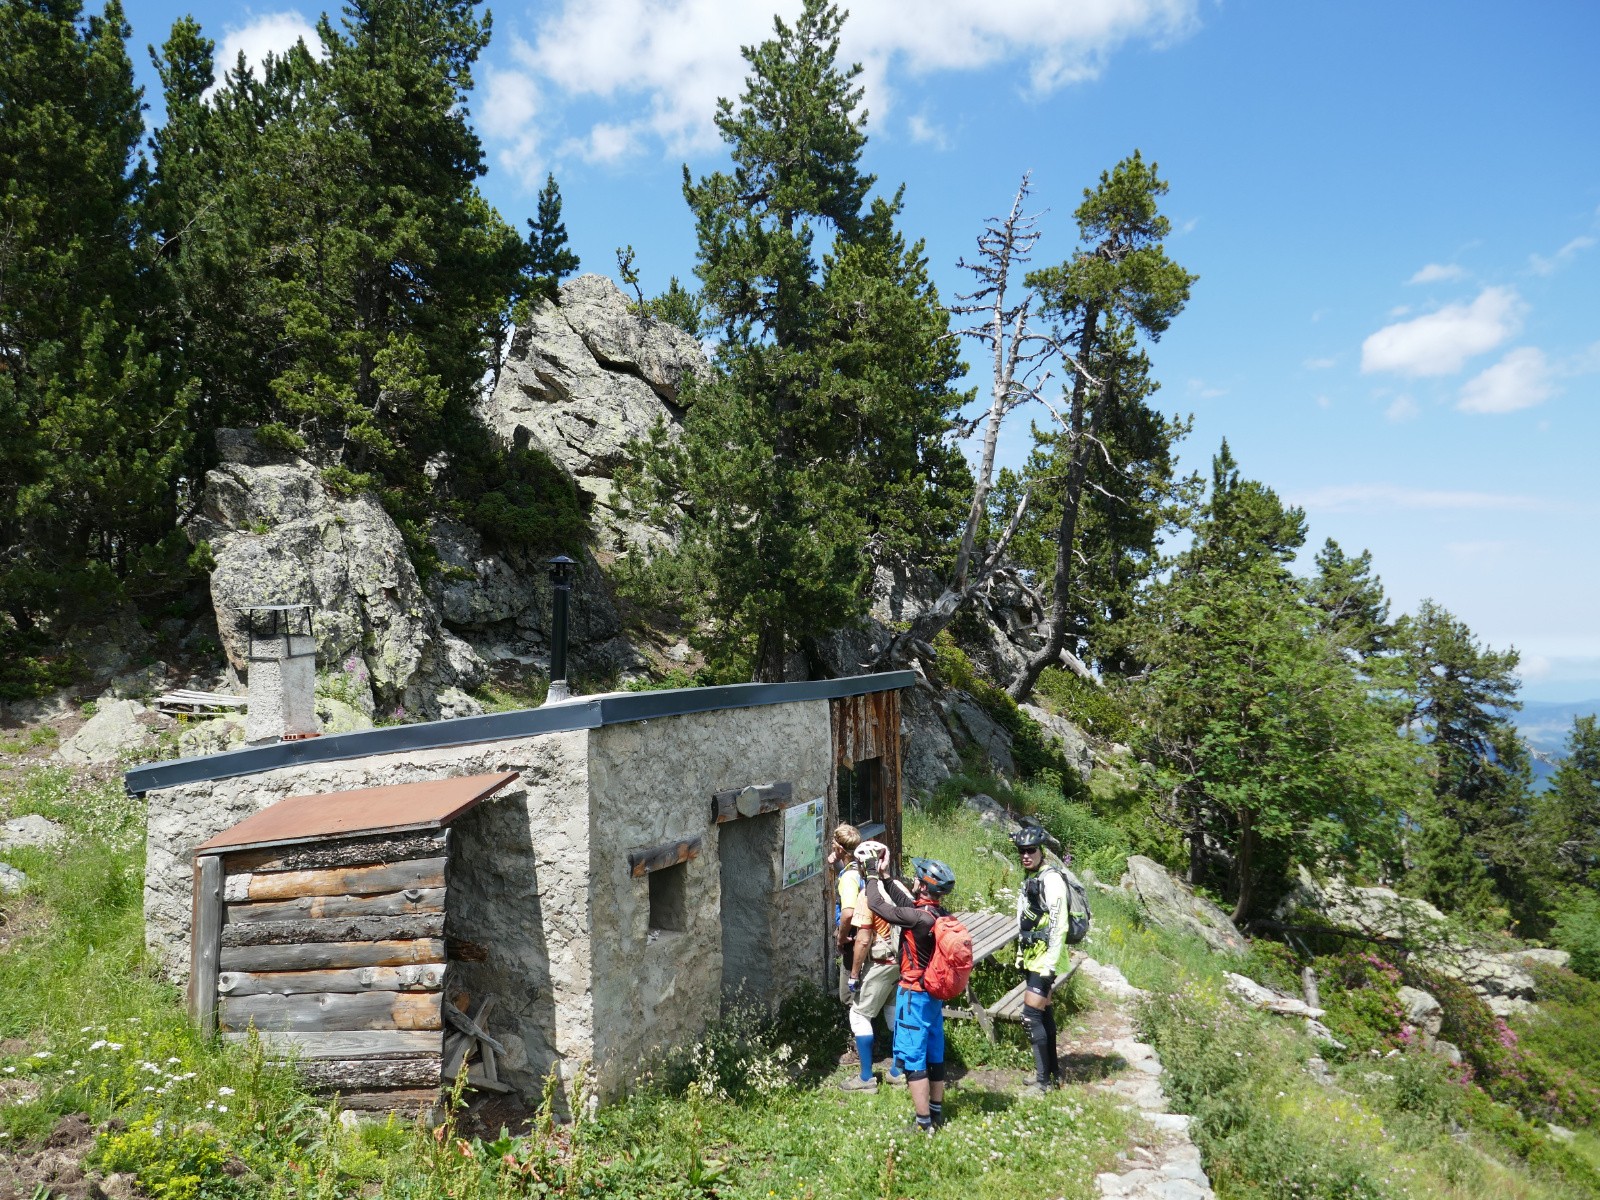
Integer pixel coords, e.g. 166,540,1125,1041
885,1070,908,1087
839,1074,879,1093
906,1119,936,1135
1019,1079,1056,1098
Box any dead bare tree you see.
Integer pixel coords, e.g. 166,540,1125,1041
873,175,1061,669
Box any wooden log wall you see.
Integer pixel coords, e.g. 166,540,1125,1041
198,829,451,1102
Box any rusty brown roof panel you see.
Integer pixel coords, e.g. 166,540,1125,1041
194,771,519,855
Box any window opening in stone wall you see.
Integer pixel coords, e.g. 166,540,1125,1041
838,757,883,831
649,861,689,933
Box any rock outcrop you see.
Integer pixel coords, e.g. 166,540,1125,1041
479,274,706,555
191,431,489,722
1120,855,1248,956
1275,865,1558,1016
1020,703,1094,781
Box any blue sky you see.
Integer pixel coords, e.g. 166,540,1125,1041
118,0,1600,702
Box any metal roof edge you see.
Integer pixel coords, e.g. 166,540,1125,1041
592,670,917,725
123,701,603,794
123,670,917,795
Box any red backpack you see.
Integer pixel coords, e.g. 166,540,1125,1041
920,914,974,1001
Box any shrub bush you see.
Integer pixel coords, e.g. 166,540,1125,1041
1552,893,1600,981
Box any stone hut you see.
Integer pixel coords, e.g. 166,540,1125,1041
127,672,911,1103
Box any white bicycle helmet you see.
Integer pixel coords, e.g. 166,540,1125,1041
853,839,892,877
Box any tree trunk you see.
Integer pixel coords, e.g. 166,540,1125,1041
1186,795,1206,888
1007,304,1101,702
753,622,787,683
1232,808,1255,924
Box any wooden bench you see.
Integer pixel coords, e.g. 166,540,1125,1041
945,909,1083,1042
157,689,248,716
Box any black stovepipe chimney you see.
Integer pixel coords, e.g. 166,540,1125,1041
545,554,576,703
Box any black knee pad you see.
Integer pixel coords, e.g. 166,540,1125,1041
1022,1005,1048,1046
905,1068,929,1083
927,1061,945,1083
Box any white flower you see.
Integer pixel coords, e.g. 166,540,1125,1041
80,1026,92,1034
88,1040,107,1051
217,1104,227,1113
33,1051,51,1059
217,1086,235,1096
142,1085,155,1092
108,1043,123,1051
2,1067,14,1075
166,1057,181,1065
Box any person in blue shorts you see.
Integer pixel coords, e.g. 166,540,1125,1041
866,856,957,1133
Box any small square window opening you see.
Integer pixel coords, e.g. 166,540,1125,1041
649,860,689,933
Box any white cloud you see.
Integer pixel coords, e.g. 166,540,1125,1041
1387,304,1411,318
212,11,318,87
510,0,1200,170
479,65,545,187
1384,395,1419,422
1457,346,1555,414
1529,235,1596,277
1293,483,1548,514
1360,286,1523,377
1303,356,1335,370
907,112,948,150
1407,263,1466,285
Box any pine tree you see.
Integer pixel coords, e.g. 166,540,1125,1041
627,0,968,680
146,0,569,555
524,172,579,305
1133,445,1421,919
1544,715,1600,891
1392,601,1533,928
1306,538,1391,658
1008,153,1196,700
0,0,189,646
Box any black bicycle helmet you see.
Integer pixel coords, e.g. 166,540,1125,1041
1010,823,1048,852
911,856,956,897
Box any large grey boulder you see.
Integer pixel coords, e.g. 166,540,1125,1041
188,433,487,723
479,274,706,555
0,863,26,895
55,699,151,765
1121,855,1248,955
1397,985,1444,1039
1019,703,1093,781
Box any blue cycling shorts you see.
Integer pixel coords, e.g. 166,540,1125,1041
893,986,945,1073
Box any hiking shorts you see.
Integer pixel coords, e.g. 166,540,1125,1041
893,986,945,1073
850,958,899,1021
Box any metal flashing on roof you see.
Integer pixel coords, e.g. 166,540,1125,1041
195,771,519,855
124,670,916,795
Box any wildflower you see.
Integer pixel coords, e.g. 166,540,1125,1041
2,1067,13,1075
88,1040,107,1051
166,1057,181,1065
33,1051,51,1059
217,1105,228,1113
143,1086,155,1092
218,1085,235,1096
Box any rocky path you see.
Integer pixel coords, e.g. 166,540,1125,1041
1069,957,1215,1200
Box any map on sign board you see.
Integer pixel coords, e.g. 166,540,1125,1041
782,796,825,889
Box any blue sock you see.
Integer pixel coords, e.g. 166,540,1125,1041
887,1059,904,1079
856,1035,875,1082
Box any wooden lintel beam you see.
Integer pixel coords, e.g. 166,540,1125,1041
709,780,794,824
627,835,703,877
